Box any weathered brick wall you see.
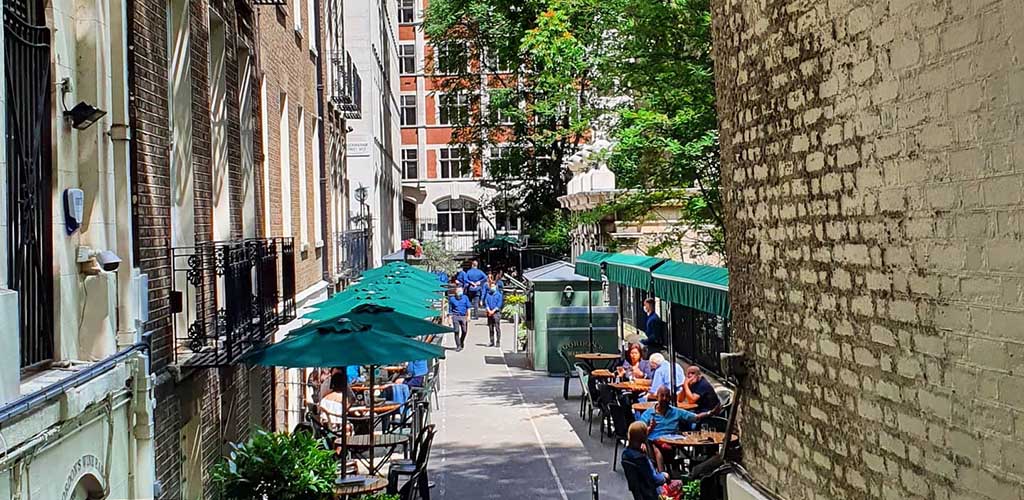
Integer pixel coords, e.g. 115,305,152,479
711,0,1024,499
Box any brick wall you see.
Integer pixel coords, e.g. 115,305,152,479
257,3,325,292
129,0,273,497
711,0,1024,499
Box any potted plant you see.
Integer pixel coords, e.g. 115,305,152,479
211,430,337,500
401,238,423,258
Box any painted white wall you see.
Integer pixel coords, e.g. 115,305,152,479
209,12,230,242
169,0,196,353
0,0,16,406
238,50,257,239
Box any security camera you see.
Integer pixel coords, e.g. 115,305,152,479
95,250,121,272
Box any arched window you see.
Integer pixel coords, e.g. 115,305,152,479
436,198,478,232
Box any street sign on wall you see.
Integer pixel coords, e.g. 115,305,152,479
347,134,370,157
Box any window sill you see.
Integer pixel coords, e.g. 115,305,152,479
315,239,324,249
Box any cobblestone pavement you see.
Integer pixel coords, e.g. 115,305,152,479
430,316,630,499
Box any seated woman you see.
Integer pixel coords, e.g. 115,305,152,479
621,421,673,500
618,343,654,380
318,372,355,435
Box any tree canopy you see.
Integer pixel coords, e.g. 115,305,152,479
424,0,722,259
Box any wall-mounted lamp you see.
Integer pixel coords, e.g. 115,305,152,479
77,246,122,275
60,78,107,130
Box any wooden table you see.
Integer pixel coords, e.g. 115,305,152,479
575,353,621,371
654,431,739,447
351,383,394,392
610,380,652,393
348,403,401,417
335,476,387,498
336,434,411,475
383,365,405,373
591,369,615,379
631,401,698,412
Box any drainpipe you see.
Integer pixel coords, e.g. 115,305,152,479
314,0,330,289
130,352,155,499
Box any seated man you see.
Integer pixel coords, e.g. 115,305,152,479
646,353,685,400
621,421,668,500
402,359,429,388
639,386,712,471
680,365,721,415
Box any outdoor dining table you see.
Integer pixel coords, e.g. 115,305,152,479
337,433,411,476
654,431,739,448
335,475,388,499
575,353,621,371
591,369,615,379
609,380,652,393
351,382,394,392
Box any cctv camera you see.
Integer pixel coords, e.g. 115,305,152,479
94,250,121,272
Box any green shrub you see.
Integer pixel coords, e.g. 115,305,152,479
358,494,400,500
211,430,337,500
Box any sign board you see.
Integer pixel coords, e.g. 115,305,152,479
347,134,370,157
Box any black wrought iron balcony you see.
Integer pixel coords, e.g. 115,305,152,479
334,229,369,279
329,51,362,119
169,238,296,367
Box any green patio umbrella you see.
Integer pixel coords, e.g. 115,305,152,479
304,293,440,321
291,304,453,338
357,276,448,292
243,318,445,478
358,271,444,288
359,262,437,280
310,281,443,310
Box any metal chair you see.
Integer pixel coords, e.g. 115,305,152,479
559,348,577,400
608,402,636,471
716,387,734,418
575,364,594,424
595,383,620,442
389,424,437,499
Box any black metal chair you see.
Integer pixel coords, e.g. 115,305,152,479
595,383,620,442
608,402,636,471
399,468,428,500
388,424,437,498
559,348,577,400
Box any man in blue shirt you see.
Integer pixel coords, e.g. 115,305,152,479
639,386,711,472
646,353,685,400
462,260,488,314
484,283,504,347
681,365,721,414
404,359,429,387
640,298,665,352
449,287,471,351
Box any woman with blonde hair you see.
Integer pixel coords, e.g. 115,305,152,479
620,421,668,500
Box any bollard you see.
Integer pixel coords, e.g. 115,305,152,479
590,473,599,500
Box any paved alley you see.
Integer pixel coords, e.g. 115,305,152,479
430,316,629,499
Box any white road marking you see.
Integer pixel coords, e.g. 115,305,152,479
501,348,570,500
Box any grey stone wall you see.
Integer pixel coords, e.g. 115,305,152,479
710,0,1024,498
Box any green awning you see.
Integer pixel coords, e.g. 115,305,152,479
603,253,666,290
574,251,612,280
473,235,520,252
652,261,730,318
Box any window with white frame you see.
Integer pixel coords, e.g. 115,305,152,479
487,145,517,177
399,44,416,74
495,207,520,232
402,149,418,179
484,46,515,73
307,0,316,50
433,41,468,74
436,198,478,233
398,0,415,23
488,89,515,125
293,0,302,33
400,95,417,125
439,147,470,178
438,93,469,125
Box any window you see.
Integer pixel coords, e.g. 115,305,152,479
307,0,316,51
434,41,468,74
439,147,470,178
402,149,418,179
495,208,520,232
400,95,417,125
436,198,478,233
279,93,292,237
399,44,416,74
484,46,515,73
488,89,515,124
297,107,309,247
487,146,514,176
398,0,415,23
293,0,302,33
438,93,469,125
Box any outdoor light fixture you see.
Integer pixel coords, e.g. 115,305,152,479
64,101,107,130
59,78,107,130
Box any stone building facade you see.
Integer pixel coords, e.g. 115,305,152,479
711,0,1024,499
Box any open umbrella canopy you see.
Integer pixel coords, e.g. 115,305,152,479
358,275,448,291
473,234,521,253
309,281,443,310
291,304,453,338
304,293,440,321
360,262,436,280
242,318,445,368
358,270,445,288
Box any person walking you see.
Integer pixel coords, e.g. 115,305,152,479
449,286,471,351
484,281,504,348
463,260,488,317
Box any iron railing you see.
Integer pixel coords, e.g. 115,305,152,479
5,2,54,369
334,229,369,279
170,238,296,367
670,302,730,377
402,217,483,254
330,51,361,119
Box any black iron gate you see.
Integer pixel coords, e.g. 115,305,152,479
5,2,54,369
670,302,730,377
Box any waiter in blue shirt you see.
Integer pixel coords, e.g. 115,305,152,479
484,282,504,348
449,286,471,351
462,260,488,316
639,298,665,352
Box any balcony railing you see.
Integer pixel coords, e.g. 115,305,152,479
170,238,296,367
334,229,369,279
330,51,361,119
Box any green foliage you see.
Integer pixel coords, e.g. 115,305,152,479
682,479,701,500
357,494,400,500
211,430,337,500
421,239,460,276
528,210,573,256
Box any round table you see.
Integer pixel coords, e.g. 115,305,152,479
335,476,387,498
610,380,652,393
575,353,622,371
632,401,698,412
351,383,394,392
655,431,739,447
336,434,412,476
348,403,401,417
591,369,615,379
383,365,405,373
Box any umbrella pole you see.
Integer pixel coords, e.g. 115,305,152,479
341,369,349,478
369,365,376,475
588,276,594,352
